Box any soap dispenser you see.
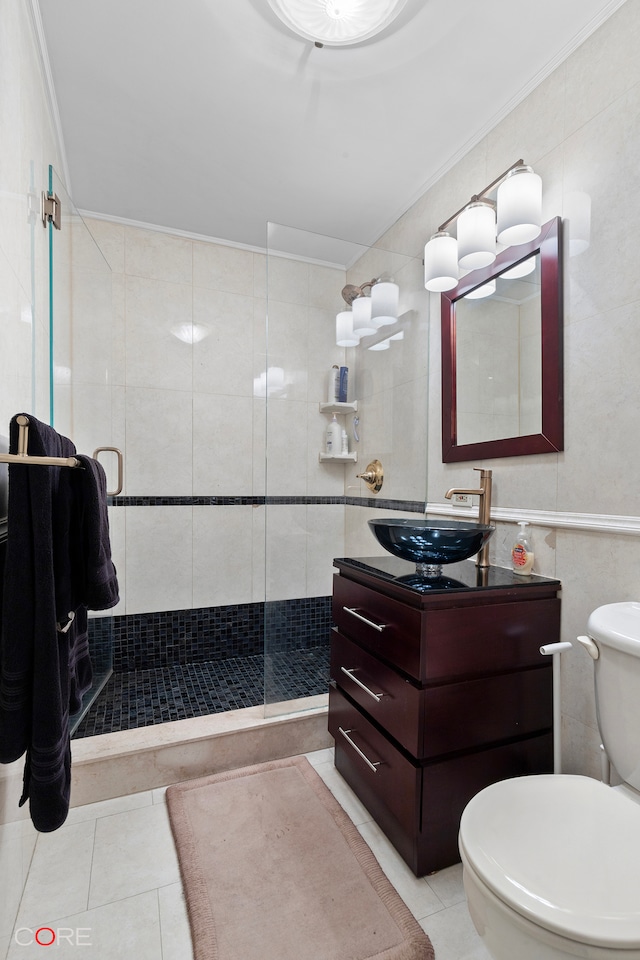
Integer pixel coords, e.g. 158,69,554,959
511,521,534,575
326,414,341,455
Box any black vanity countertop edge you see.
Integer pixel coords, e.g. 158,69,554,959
333,556,561,597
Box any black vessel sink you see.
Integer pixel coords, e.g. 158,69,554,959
368,518,495,577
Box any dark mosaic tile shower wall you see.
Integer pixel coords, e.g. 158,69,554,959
73,597,332,738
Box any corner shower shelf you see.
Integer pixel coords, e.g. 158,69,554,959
319,401,358,415
318,452,358,462
319,401,358,462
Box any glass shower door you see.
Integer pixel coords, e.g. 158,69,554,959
47,165,118,733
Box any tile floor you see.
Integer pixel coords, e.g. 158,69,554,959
72,646,331,738
2,747,490,960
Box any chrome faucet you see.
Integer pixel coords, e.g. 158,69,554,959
445,467,493,568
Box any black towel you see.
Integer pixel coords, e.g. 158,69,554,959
0,414,119,832
74,455,119,611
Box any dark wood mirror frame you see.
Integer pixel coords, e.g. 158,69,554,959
441,216,563,462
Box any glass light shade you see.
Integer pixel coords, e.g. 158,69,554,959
496,166,542,245
267,0,409,46
424,232,459,292
457,201,496,270
336,310,359,346
565,190,591,256
352,296,377,337
464,279,496,300
501,256,536,280
370,280,399,326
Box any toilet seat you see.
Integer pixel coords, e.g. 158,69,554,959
459,774,640,949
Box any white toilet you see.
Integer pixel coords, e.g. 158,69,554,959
458,602,640,960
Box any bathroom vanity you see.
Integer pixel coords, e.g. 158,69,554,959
328,556,561,876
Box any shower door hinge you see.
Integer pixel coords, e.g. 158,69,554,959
41,191,61,230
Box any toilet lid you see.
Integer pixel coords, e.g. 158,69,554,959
459,775,640,948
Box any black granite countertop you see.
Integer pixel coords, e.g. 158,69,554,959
333,555,561,596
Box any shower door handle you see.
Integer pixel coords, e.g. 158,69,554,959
93,446,124,496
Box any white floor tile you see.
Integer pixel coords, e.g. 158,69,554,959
16,820,95,927
314,764,374,826
420,900,492,960
88,803,180,908
425,862,468,908
158,882,193,960
7,890,162,960
357,819,446,920
65,790,153,825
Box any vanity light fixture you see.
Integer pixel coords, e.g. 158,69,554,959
457,200,496,270
424,159,543,292
267,0,409,46
335,277,400,346
496,165,542,245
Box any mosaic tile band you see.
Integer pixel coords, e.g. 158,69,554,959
107,495,427,511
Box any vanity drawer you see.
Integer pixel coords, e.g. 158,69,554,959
328,684,420,837
330,629,422,755
333,574,422,678
420,665,552,757
420,598,561,683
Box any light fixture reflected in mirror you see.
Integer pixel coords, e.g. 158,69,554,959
370,280,399,325
424,159,543,293
170,322,211,344
464,279,496,300
564,190,592,256
336,310,359,346
352,295,377,337
336,277,400,346
501,256,536,280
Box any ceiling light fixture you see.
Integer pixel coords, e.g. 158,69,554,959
424,159,543,292
267,0,409,46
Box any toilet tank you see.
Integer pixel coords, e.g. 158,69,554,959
588,602,640,791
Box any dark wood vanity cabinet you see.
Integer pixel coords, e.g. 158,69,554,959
328,558,561,876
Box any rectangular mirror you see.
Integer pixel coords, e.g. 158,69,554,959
441,216,563,462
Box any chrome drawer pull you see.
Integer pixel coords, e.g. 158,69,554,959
338,727,381,773
340,667,384,703
342,606,387,632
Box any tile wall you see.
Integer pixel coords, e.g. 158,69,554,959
347,0,640,779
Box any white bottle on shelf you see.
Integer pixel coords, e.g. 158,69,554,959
341,430,349,455
327,365,340,403
326,414,341,455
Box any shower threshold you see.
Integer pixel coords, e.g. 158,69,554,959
72,645,330,739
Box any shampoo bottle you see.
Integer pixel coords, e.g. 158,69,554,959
327,365,340,403
326,414,341,455
511,521,534,575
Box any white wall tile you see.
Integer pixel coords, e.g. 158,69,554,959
193,239,254,296
124,507,193,613
125,276,193,392
123,388,193,495
124,227,192,284
192,505,254,606
192,392,254,495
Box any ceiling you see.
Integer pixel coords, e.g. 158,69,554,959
36,0,624,263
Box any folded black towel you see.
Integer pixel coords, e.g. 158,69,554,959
0,414,119,832
74,455,119,611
